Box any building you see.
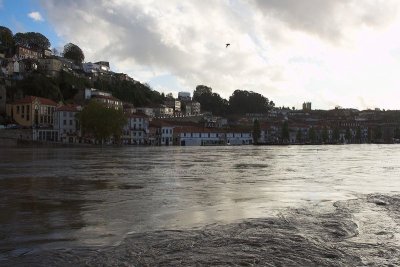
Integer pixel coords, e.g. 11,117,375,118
136,107,155,117
164,99,181,113
84,88,112,100
94,61,110,72
122,113,149,145
178,92,191,102
185,101,201,115
123,102,135,115
226,130,253,145
91,95,123,110
38,58,63,77
83,61,110,74
53,105,81,143
6,95,57,127
150,121,174,145
154,105,174,117
0,82,6,115
15,45,41,60
174,126,225,146
303,102,312,111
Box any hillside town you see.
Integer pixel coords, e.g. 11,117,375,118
1,28,400,146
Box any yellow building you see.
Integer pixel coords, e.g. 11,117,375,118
6,96,57,127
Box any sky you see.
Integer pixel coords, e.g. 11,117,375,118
1,0,400,110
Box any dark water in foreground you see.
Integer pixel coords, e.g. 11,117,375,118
1,145,400,266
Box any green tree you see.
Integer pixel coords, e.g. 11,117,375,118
253,119,261,144
367,128,372,143
0,26,14,52
374,126,382,142
229,89,273,115
355,127,362,143
345,128,352,143
79,101,127,143
332,127,340,143
13,73,62,101
281,121,289,143
308,127,316,143
193,85,228,115
13,32,50,50
296,129,302,143
322,127,328,143
63,42,85,64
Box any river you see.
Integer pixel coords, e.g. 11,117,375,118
1,144,400,266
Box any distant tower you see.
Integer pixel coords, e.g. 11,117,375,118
302,102,311,111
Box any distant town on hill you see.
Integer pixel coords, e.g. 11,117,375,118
1,25,400,146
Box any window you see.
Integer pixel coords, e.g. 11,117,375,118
26,114,29,121
16,106,20,114
63,120,66,126
26,105,30,114
70,120,73,126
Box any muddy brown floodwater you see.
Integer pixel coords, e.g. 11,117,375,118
1,145,400,266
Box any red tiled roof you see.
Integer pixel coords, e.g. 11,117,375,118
13,96,57,106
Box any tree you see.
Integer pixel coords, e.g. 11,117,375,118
322,127,328,143
14,73,62,101
332,127,340,143
345,128,352,143
63,42,85,64
296,129,303,143
229,89,273,115
355,127,362,143
0,26,14,52
79,101,127,143
253,119,261,144
374,126,382,142
308,127,316,143
13,32,50,50
193,85,228,115
281,121,289,143
193,85,212,99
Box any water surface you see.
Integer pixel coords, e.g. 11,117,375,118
1,144,399,257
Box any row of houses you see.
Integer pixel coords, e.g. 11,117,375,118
4,94,252,146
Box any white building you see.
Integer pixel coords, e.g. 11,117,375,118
154,105,174,117
84,88,112,100
53,105,81,143
136,107,155,117
123,113,149,145
226,131,253,145
175,126,225,146
185,101,201,115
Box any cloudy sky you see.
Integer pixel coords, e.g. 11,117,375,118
1,0,400,110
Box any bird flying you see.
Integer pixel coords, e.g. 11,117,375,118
226,43,230,48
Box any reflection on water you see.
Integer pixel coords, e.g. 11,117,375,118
1,144,400,256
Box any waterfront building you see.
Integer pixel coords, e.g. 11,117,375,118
6,95,57,127
122,113,149,145
53,104,81,143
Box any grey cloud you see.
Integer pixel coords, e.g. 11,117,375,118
39,0,400,104
251,0,398,41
